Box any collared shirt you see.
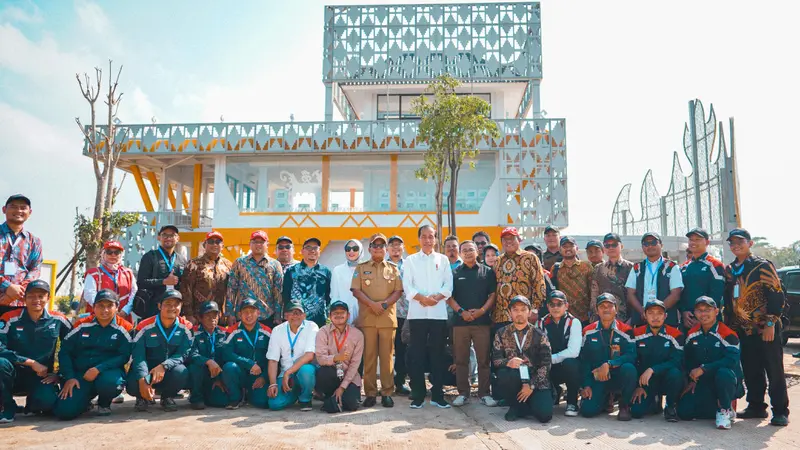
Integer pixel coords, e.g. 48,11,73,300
724,254,785,335
494,249,547,324
541,249,562,271
450,258,463,271
684,321,741,378
680,252,725,312
591,258,634,322
351,259,402,328
222,322,271,372
452,262,496,326
388,258,407,318
552,260,594,323
402,251,453,321
59,315,133,380
624,257,684,303
491,322,551,391
283,261,332,328
538,313,582,365
280,259,300,274
0,222,43,306
0,308,71,369
226,254,284,321
180,253,233,317
130,316,193,379
315,323,364,389
331,263,359,324
267,320,319,374
632,324,684,376
83,264,137,315
580,319,635,386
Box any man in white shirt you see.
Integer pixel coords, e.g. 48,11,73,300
537,290,582,417
266,299,319,411
402,224,454,409
624,232,684,327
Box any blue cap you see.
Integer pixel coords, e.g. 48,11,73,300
284,298,305,313
157,289,182,303
603,233,621,243
547,290,568,303
694,296,718,308
559,236,577,247
6,194,31,207
686,228,710,239
544,225,559,234
641,232,662,243
25,279,50,294
595,293,618,307
238,298,259,312
199,301,220,315
508,295,531,309
644,299,666,311
726,228,751,242
94,289,120,305
585,239,603,250
329,300,349,313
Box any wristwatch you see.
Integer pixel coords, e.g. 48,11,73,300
381,302,389,311
766,320,775,327
457,308,465,314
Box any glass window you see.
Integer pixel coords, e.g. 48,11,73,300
784,272,800,293
226,158,323,212
329,155,390,212
380,93,491,120
377,95,400,120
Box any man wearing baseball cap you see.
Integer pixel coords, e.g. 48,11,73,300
220,299,272,410
679,228,725,330
181,231,232,327
386,234,410,395
54,290,134,419
274,236,299,273
678,296,744,429
542,226,562,271
538,290,582,417
226,230,284,328
0,194,43,316
315,300,364,413
625,232,683,327
0,280,71,423
135,225,187,319
82,240,137,320
591,233,634,323
282,237,332,328
188,301,230,409
551,236,593,325
585,240,605,268
723,228,789,426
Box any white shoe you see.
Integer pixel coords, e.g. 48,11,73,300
565,404,579,417
452,395,468,407
480,396,498,407
716,409,732,430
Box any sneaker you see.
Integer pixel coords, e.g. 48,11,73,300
716,409,732,430
299,402,312,411
174,392,185,400
190,403,206,410
409,399,424,409
736,408,767,419
430,398,451,409
770,415,789,427
0,417,13,425
112,394,124,404
134,398,149,412
664,405,678,423
618,405,632,421
381,396,394,408
362,396,377,408
161,398,178,412
96,406,112,416
225,403,240,410
505,407,519,422
480,396,498,407
452,395,468,407
395,385,411,396
565,404,579,417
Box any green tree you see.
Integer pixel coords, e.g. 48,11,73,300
412,75,499,240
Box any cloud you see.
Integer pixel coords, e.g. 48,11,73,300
125,86,159,124
74,0,110,36
0,1,43,24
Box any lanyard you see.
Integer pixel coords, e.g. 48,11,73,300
241,326,257,349
731,262,745,277
158,247,176,273
513,329,529,354
333,326,349,353
3,232,21,264
99,265,119,293
287,324,304,357
199,325,216,354
156,315,178,343
646,259,663,286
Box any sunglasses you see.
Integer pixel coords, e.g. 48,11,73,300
603,242,619,249
547,301,566,307
160,234,178,239
370,243,386,249
206,239,222,245
105,250,122,255
276,244,292,250
345,245,360,252
475,241,488,246
727,239,747,247
303,246,320,251
642,240,660,247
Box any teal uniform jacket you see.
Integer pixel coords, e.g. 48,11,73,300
684,321,743,382
580,319,635,387
58,315,134,380
632,324,684,375
130,316,193,380
222,322,271,371
0,309,72,370
679,253,725,312
190,325,227,366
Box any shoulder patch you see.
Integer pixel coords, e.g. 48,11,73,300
633,325,648,337
258,323,273,335
705,255,724,268
688,323,701,335
716,322,737,339
136,316,157,331
616,320,632,333
75,315,96,327
582,323,597,335
116,317,134,331
664,325,683,339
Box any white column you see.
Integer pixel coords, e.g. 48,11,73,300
176,182,184,214
257,167,269,211
201,178,209,215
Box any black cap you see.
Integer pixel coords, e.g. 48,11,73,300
157,289,182,303
276,236,293,244
726,228,751,242
586,239,603,250
508,295,531,309
284,298,305,313
686,228,709,239
641,232,662,244
603,233,621,243
644,299,666,311
595,293,618,307
694,296,718,308
5,194,31,207
94,289,120,305
547,290,568,303
159,225,179,235
559,236,577,247
25,279,50,294
388,235,404,244
329,300,349,313
238,298,259,312
199,301,220,315
303,237,321,247
544,225,559,234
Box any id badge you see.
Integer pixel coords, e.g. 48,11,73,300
646,289,656,301
733,285,740,299
519,365,530,381
3,261,17,277
336,362,344,379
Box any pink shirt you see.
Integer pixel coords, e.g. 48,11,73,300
315,323,364,389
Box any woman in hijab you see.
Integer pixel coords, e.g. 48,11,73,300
330,239,363,324
483,243,500,269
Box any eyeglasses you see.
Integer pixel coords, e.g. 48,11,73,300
603,242,619,249
727,239,747,247
251,240,267,245
345,245,360,252
461,248,476,253
160,234,178,239
276,244,292,250
547,301,566,308
206,239,222,245
475,241,488,247
105,250,122,256
303,246,320,252
642,240,660,247
370,243,386,249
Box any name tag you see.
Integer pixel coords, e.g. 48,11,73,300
733,285,740,298
16,327,24,331
519,365,530,381
3,261,17,277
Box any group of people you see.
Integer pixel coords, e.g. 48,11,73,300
0,193,790,432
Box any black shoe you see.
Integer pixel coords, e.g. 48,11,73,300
618,405,632,422
299,402,312,411
362,396,377,407
395,385,411,396
381,396,394,408
134,398,149,412
190,403,205,410
771,415,789,427
505,407,519,422
409,398,424,409
737,408,768,419
553,385,563,405
161,398,178,412
664,405,678,423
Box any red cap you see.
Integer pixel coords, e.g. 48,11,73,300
103,240,124,251
250,230,268,242
205,231,224,241
500,227,519,238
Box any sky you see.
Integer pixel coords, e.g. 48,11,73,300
1,0,798,275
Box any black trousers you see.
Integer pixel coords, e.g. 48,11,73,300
315,366,360,413
739,328,789,416
550,358,581,405
409,319,448,401
490,321,511,399
497,368,553,423
394,318,409,388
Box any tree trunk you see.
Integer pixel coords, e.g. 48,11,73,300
434,179,444,253
68,235,79,301
448,165,460,237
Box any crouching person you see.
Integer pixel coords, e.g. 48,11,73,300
127,290,192,412
266,299,319,411
220,298,271,409
189,301,229,409
55,290,132,419
315,300,364,413
538,290,582,417
493,295,553,423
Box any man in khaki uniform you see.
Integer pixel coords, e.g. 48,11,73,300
351,233,404,408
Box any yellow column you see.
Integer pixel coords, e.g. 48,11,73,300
146,172,160,198
390,154,398,211
192,164,202,229
349,188,356,208
167,184,177,210
182,191,190,211
130,165,154,212
321,156,330,212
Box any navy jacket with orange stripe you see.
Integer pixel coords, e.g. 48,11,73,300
632,324,684,376
130,315,193,380
0,308,71,370
684,321,743,382
222,322,271,372
58,314,133,380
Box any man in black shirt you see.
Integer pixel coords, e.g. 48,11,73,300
447,240,497,407
135,225,187,319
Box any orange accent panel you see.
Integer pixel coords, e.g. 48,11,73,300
167,184,177,210
349,188,355,208
182,191,190,210
146,172,160,198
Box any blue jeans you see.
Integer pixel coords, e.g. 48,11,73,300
269,364,316,411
